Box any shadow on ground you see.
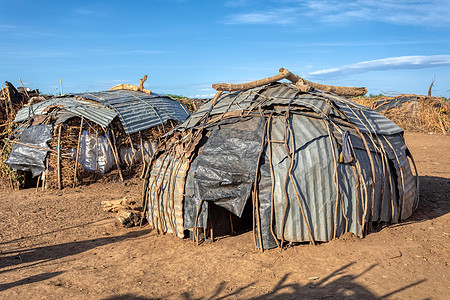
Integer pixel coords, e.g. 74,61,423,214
410,175,450,221
0,271,64,292
0,229,151,274
104,262,426,300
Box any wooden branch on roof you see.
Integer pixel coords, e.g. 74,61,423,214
109,75,152,94
279,68,368,97
212,68,367,97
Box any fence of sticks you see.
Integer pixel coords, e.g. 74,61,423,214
39,114,176,190
4,106,177,191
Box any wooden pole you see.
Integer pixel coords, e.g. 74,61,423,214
139,131,146,179
36,174,41,192
57,125,62,190
1,84,9,118
105,128,123,181
212,68,367,97
19,77,30,101
95,130,99,179
59,77,63,95
43,156,48,191
4,85,11,120
73,116,84,188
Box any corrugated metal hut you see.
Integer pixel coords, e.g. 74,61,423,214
141,69,419,250
6,90,190,189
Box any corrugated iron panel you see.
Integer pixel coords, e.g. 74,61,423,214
147,154,187,238
177,87,266,130
334,101,403,135
75,90,190,134
14,97,117,128
267,114,407,243
380,134,417,220
268,114,354,242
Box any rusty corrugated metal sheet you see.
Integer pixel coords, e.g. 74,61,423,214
76,90,190,134
268,114,349,242
14,97,117,128
147,154,188,237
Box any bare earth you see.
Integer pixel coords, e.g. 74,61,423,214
0,132,448,299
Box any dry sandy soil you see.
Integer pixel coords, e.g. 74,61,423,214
0,132,448,299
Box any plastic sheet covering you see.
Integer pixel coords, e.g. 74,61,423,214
184,117,265,230
5,124,52,177
119,141,156,165
78,131,115,174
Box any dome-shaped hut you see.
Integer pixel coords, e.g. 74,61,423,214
141,69,419,250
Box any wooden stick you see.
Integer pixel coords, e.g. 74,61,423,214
212,68,367,97
139,131,146,179
212,69,290,91
19,77,30,100
9,141,55,152
57,125,62,190
36,174,41,192
4,85,11,120
279,68,367,96
43,156,48,191
1,84,9,118
95,131,99,179
105,128,123,181
59,76,63,95
229,212,234,234
73,116,84,188
109,75,152,94
211,91,223,106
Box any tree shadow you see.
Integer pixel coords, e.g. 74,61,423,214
0,229,151,274
104,262,426,300
0,271,63,292
0,217,113,247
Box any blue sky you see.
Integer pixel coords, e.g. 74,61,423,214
1,0,449,98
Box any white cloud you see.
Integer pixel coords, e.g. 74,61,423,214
307,55,450,78
225,8,299,25
0,25,18,31
224,0,250,7
224,0,450,26
73,9,96,16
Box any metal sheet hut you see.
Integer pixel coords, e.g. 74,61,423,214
142,69,419,250
5,90,190,189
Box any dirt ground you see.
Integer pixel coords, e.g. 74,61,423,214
0,132,448,299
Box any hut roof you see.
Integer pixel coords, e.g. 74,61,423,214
15,90,190,134
177,82,402,135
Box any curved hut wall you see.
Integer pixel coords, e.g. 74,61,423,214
142,82,419,250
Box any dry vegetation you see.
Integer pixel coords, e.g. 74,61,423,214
350,94,450,133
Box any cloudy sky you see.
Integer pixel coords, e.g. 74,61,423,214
1,0,449,97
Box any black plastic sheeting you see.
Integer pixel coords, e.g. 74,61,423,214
184,117,266,230
5,124,52,177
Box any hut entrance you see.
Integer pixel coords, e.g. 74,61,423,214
204,198,254,239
